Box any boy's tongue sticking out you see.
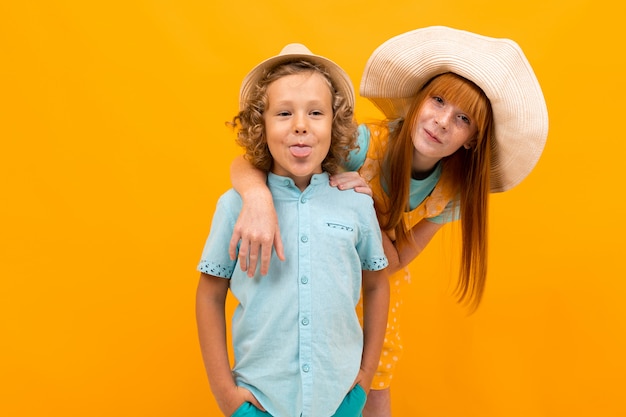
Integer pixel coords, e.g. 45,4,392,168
290,145,312,158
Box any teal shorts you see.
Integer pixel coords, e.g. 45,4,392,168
231,384,366,417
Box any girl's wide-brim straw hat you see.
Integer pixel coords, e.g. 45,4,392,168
360,26,549,192
239,43,355,112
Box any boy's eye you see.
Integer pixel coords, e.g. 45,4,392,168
310,110,324,116
277,111,291,116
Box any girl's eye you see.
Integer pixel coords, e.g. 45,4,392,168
459,114,471,124
433,96,444,104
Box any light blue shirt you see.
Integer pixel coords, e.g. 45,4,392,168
198,172,388,417
346,124,459,224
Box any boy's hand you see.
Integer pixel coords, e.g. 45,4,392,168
218,386,265,416
350,368,375,395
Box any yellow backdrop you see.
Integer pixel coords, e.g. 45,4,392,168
1,1,625,416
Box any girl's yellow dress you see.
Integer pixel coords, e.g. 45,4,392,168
355,124,456,390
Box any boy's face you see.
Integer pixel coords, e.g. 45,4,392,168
264,71,333,191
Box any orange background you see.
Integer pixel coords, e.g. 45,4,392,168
1,1,625,416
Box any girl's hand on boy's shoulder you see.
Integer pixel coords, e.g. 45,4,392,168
330,171,373,197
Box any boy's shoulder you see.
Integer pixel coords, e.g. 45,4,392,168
320,182,376,213
324,180,373,200
216,188,243,209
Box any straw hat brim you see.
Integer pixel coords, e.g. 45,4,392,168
239,43,355,112
360,26,549,192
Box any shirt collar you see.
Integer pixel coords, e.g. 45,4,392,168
268,172,330,189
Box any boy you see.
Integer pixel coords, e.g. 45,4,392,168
195,44,389,417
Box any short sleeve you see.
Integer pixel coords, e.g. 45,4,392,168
197,190,241,278
343,124,371,172
356,196,388,271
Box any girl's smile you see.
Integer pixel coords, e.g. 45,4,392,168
423,128,442,144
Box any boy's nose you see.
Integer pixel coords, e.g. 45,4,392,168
294,115,307,134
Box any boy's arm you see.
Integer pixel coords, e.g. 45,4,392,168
195,273,264,415
229,155,285,276
354,268,390,393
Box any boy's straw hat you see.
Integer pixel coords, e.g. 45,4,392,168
239,43,355,112
360,26,549,192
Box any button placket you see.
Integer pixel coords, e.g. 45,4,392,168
297,187,313,406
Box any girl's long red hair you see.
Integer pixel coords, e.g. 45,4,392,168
380,73,494,311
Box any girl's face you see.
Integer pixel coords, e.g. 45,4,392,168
264,71,333,191
411,94,478,172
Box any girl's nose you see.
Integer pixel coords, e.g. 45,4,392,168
435,109,453,129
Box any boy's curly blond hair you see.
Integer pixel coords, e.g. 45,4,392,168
229,60,357,175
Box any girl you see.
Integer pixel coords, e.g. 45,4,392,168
229,27,549,416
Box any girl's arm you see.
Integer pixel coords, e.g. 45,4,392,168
394,219,443,271
229,155,285,277
195,273,264,415
332,173,442,272
332,173,443,273
353,268,390,393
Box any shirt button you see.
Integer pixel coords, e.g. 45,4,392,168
300,235,308,243
300,196,307,203
302,364,310,372
300,276,309,284
283,179,290,186
301,318,309,326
